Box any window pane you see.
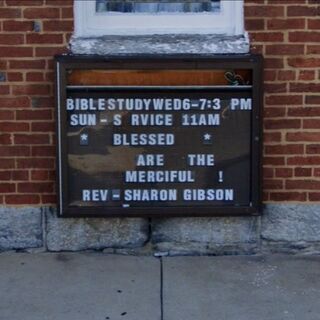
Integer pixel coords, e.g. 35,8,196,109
96,0,221,13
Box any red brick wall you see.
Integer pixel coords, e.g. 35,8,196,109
245,0,320,202
0,0,72,205
0,0,319,206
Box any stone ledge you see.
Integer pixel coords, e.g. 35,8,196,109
70,34,250,55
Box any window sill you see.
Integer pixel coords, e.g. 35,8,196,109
70,33,249,55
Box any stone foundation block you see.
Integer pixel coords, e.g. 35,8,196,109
262,204,320,254
0,207,42,250
45,208,149,251
151,216,259,255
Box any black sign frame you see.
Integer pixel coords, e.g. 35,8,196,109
55,54,263,218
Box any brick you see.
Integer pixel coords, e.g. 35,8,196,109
288,58,320,68
267,18,305,30
45,0,73,5
308,19,320,29
286,180,320,190
265,119,301,130
303,119,320,129
307,45,320,54
314,168,320,177
0,146,30,156
11,170,29,181
305,96,320,104
299,70,315,81
14,134,50,145
0,161,16,174
35,47,69,57
61,7,73,19
31,122,55,132
3,21,34,32
289,31,320,42
265,144,304,155
287,157,320,165
290,83,320,93
0,61,7,70
250,32,283,42
264,58,284,69
309,193,320,201
0,122,29,132
0,86,10,94
306,144,320,154
26,72,44,81
288,107,320,117
245,6,284,17
287,6,320,17
275,168,293,178
269,192,307,201
0,183,15,193
250,45,263,54
31,170,48,181
0,8,21,18
0,171,11,180
0,134,12,145
16,109,52,120
263,157,285,166
12,84,51,95
45,72,54,82
41,194,56,204
32,146,55,157
0,111,14,120
9,59,46,69
295,168,312,177
0,34,24,45
245,19,265,31
48,170,55,181
26,34,63,44
264,83,287,93
264,70,277,81
23,8,59,19
0,97,30,108
7,72,23,82
17,158,54,169
43,20,73,32
264,107,286,118
287,132,320,142
31,97,54,108
18,182,53,193
5,195,40,205
268,0,307,3
264,132,282,143
277,70,295,81
265,95,302,105
6,0,44,5
266,44,304,55
264,179,283,190
0,47,33,57
264,167,274,178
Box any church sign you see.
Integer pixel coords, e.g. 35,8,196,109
55,55,263,217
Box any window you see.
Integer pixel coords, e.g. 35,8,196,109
74,0,244,37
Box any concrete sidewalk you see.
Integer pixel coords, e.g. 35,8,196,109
0,253,320,320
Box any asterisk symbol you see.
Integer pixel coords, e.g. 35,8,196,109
80,134,88,141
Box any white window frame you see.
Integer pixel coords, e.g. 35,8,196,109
74,0,244,37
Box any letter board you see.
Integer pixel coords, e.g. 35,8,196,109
55,55,263,217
